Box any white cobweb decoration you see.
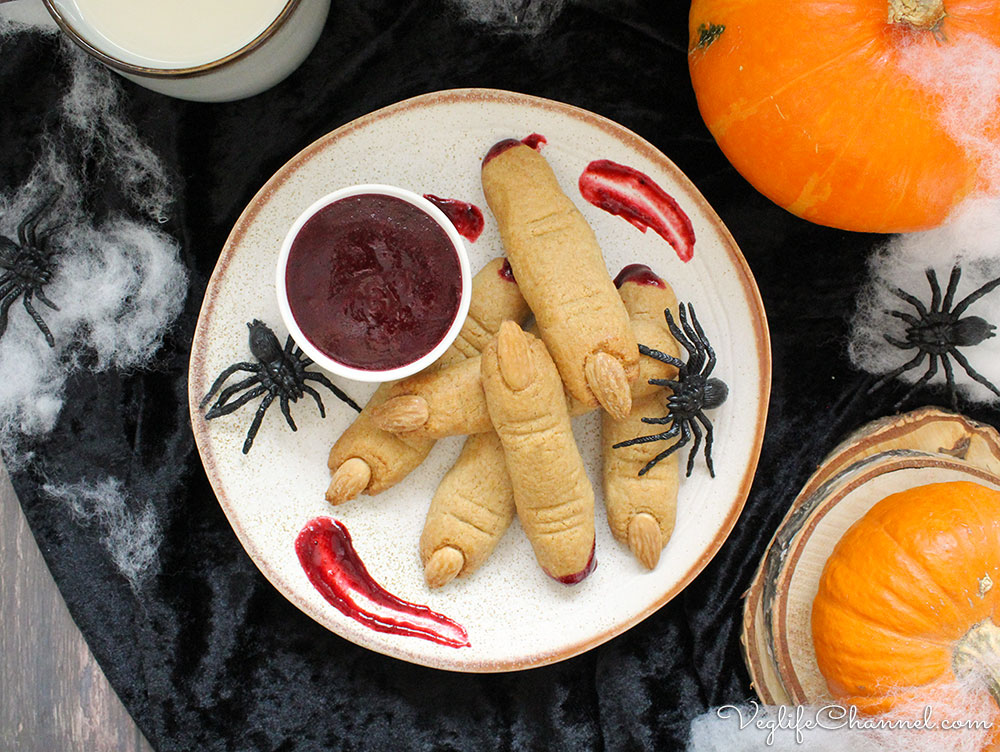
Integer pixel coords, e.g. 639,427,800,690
0,147,187,469
848,199,1000,406
43,477,160,590
446,0,570,35
897,30,1000,195
58,36,174,223
0,14,188,589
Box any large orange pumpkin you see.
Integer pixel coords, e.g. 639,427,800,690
812,481,1000,716
687,0,1000,233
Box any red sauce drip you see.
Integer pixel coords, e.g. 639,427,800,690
550,541,597,585
483,139,521,166
613,263,666,289
423,194,484,242
284,194,462,371
482,133,547,166
579,160,696,263
521,133,547,150
499,258,516,283
296,517,470,648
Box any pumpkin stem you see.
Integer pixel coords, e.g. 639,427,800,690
953,619,1000,708
888,0,946,30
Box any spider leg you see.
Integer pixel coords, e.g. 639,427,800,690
0,281,18,304
889,310,922,327
302,371,362,412
204,375,260,412
884,334,916,349
200,362,260,408
648,378,682,392
687,304,718,377
35,220,68,246
18,192,58,247
34,288,59,311
278,338,301,382
677,305,707,373
641,414,679,427
637,344,685,371
890,286,928,317
279,393,297,431
926,268,943,314
289,340,312,366
894,354,938,410
685,419,703,477
951,274,1000,317
941,354,958,411
612,422,680,448
941,266,962,314
950,348,1000,401
22,293,55,347
696,411,717,478
868,350,927,394
638,423,691,476
300,383,327,418
0,289,20,336
664,308,698,364
205,384,267,419
242,393,276,454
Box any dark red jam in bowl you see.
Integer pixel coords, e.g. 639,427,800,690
284,193,463,372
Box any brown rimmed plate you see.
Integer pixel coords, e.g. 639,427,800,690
188,88,770,672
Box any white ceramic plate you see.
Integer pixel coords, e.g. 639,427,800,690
188,89,770,672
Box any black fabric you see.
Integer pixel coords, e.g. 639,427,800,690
5,2,998,750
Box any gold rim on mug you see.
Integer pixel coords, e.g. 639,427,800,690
41,0,300,79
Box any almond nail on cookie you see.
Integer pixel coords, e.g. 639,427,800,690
420,430,515,588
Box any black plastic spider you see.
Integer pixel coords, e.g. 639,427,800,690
613,303,729,477
869,266,1000,410
0,191,62,347
200,320,361,454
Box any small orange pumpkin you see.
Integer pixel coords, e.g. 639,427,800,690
812,481,1000,716
687,0,1000,233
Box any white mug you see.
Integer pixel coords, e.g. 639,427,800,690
42,0,330,102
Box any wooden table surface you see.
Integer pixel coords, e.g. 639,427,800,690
0,464,154,752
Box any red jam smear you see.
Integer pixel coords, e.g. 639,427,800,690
482,133,547,166
549,540,597,585
613,263,666,289
296,517,470,648
579,160,696,263
521,133,547,150
423,194,484,242
499,258,516,283
284,194,462,371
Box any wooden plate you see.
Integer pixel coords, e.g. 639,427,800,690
743,407,1000,704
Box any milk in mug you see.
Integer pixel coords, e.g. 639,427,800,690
71,0,290,68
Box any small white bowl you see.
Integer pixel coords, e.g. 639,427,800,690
275,184,471,382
